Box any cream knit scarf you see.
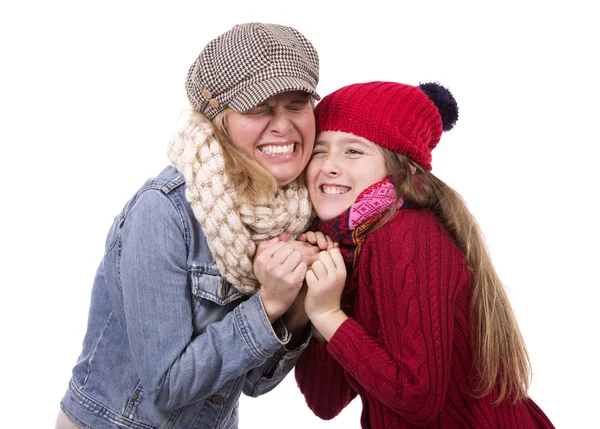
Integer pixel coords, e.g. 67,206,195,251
167,113,314,293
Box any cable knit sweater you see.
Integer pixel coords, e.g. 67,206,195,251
295,208,555,428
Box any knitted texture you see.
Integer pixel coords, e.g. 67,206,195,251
167,112,314,293
315,178,401,270
296,209,555,428
315,81,443,170
186,22,320,119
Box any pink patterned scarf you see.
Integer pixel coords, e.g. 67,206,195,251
315,177,411,269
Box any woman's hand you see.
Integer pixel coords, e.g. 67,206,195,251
254,238,307,322
304,248,348,341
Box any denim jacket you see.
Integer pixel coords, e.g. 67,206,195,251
60,166,310,429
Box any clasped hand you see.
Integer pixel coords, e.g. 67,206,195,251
254,232,347,338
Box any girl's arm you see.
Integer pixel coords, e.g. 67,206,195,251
294,337,358,419
307,213,471,425
293,248,357,418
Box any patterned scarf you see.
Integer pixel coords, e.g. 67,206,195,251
315,177,409,269
167,112,314,293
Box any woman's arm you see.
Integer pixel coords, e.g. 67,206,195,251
120,189,290,410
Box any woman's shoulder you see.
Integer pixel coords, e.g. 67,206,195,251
141,166,186,194
119,166,189,221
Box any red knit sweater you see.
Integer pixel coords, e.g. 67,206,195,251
295,209,554,428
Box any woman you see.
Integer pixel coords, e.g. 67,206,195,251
294,81,555,428
57,22,325,429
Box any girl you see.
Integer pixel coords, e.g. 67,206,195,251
295,81,555,428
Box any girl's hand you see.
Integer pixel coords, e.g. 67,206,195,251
275,231,336,267
254,238,307,321
298,231,337,250
288,231,337,267
304,248,347,322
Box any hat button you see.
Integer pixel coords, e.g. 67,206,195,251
209,98,220,109
201,88,213,99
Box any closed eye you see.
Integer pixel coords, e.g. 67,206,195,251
287,102,309,112
346,149,363,155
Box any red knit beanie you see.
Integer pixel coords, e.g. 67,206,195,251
314,81,458,170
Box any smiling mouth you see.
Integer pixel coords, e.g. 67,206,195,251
321,185,350,195
258,143,296,155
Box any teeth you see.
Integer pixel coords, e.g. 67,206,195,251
259,143,295,155
322,185,349,195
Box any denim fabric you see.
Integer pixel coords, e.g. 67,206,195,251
60,166,309,429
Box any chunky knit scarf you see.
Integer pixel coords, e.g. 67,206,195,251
315,178,407,269
167,112,314,293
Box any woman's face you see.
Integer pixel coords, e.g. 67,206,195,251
226,91,315,187
306,131,389,221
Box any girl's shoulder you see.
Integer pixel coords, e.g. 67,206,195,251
365,208,462,260
372,207,442,238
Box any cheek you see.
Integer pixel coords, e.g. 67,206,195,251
295,114,316,140
227,117,263,149
305,162,320,187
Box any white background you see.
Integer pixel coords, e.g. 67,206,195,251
1,1,599,428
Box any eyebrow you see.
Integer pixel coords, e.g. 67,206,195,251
287,96,310,104
254,95,310,108
345,138,370,146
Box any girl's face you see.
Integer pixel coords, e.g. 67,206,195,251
226,91,315,187
306,131,389,220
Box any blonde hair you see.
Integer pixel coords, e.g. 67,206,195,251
210,109,278,202
376,148,531,405
209,94,315,201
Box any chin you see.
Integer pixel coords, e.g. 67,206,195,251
274,176,295,187
315,207,344,221
272,170,302,187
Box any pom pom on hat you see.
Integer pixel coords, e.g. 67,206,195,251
417,82,459,131
315,81,459,170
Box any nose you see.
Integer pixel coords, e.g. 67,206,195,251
269,109,293,134
322,153,339,176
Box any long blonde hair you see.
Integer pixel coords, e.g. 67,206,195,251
210,109,278,202
377,149,531,405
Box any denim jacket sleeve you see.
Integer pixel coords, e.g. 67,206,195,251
118,188,292,410
243,323,312,397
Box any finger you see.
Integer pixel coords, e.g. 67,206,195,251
291,261,308,280
315,232,329,250
305,269,317,288
304,231,318,245
257,241,293,267
318,251,336,277
325,235,334,250
329,248,346,273
310,259,328,281
278,232,290,242
255,240,270,259
297,233,307,242
286,241,319,261
281,249,303,273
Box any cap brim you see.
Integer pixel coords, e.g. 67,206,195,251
228,76,320,113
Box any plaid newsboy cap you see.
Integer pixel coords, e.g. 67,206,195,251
186,22,320,119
